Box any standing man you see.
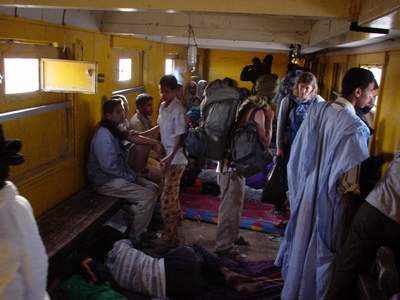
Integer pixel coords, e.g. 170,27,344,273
275,68,375,300
327,148,400,300
215,93,274,258
142,75,188,248
0,125,49,300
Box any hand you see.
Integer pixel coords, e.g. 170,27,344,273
153,142,165,157
381,152,395,163
160,154,173,171
276,148,284,157
128,130,140,137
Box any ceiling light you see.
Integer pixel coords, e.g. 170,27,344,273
187,25,198,72
119,8,138,12
166,9,177,13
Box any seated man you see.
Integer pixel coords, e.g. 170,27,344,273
129,93,162,182
327,148,400,300
112,94,162,182
0,125,49,300
130,93,155,133
87,99,159,244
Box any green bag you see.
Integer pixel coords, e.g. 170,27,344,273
61,275,126,300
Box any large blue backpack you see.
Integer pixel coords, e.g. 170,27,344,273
184,79,240,160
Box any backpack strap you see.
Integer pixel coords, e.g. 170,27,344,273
249,107,262,122
286,96,295,121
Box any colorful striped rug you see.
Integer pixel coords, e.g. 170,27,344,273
180,189,287,234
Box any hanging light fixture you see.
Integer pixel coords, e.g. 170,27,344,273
187,24,198,72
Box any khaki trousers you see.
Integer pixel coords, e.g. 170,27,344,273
95,176,159,240
215,171,245,252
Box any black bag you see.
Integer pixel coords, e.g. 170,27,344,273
262,156,288,209
184,127,208,159
230,109,273,177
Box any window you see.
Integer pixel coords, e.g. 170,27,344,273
4,58,39,94
165,58,175,75
360,65,382,87
41,59,97,94
118,58,132,81
361,64,383,109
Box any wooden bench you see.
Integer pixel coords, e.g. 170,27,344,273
37,188,123,279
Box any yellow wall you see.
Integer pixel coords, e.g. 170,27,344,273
0,15,186,216
317,50,400,156
206,49,289,90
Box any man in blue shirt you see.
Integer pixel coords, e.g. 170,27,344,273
87,99,159,244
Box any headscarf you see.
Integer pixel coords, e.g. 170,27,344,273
197,80,208,99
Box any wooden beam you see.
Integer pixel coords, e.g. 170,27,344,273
0,0,350,18
101,11,311,45
309,19,349,46
358,0,400,25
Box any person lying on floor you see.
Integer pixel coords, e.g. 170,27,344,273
90,231,281,300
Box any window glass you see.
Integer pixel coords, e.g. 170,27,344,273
165,58,175,75
4,58,39,94
118,58,132,81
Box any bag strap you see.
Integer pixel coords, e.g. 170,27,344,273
250,107,261,122
286,96,296,121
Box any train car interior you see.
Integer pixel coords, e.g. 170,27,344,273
0,1,400,299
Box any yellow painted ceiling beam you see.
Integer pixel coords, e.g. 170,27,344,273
0,0,350,18
358,0,400,25
102,11,311,45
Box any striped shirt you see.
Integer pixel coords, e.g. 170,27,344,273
106,240,166,298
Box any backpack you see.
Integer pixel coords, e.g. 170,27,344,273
230,108,273,177
185,79,240,160
254,74,278,100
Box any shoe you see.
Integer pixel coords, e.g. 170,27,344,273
376,247,400,298
149,239,179,256
234,236,250,246
140,231,160,242
272,207,289,217
131,238,157,250
215,247,246,261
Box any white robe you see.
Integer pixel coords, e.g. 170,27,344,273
0,181,49,300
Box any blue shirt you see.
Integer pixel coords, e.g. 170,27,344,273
87,126,136,186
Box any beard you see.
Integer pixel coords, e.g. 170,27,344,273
359,105,374,114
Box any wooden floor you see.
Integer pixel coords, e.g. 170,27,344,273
178,219,280,261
